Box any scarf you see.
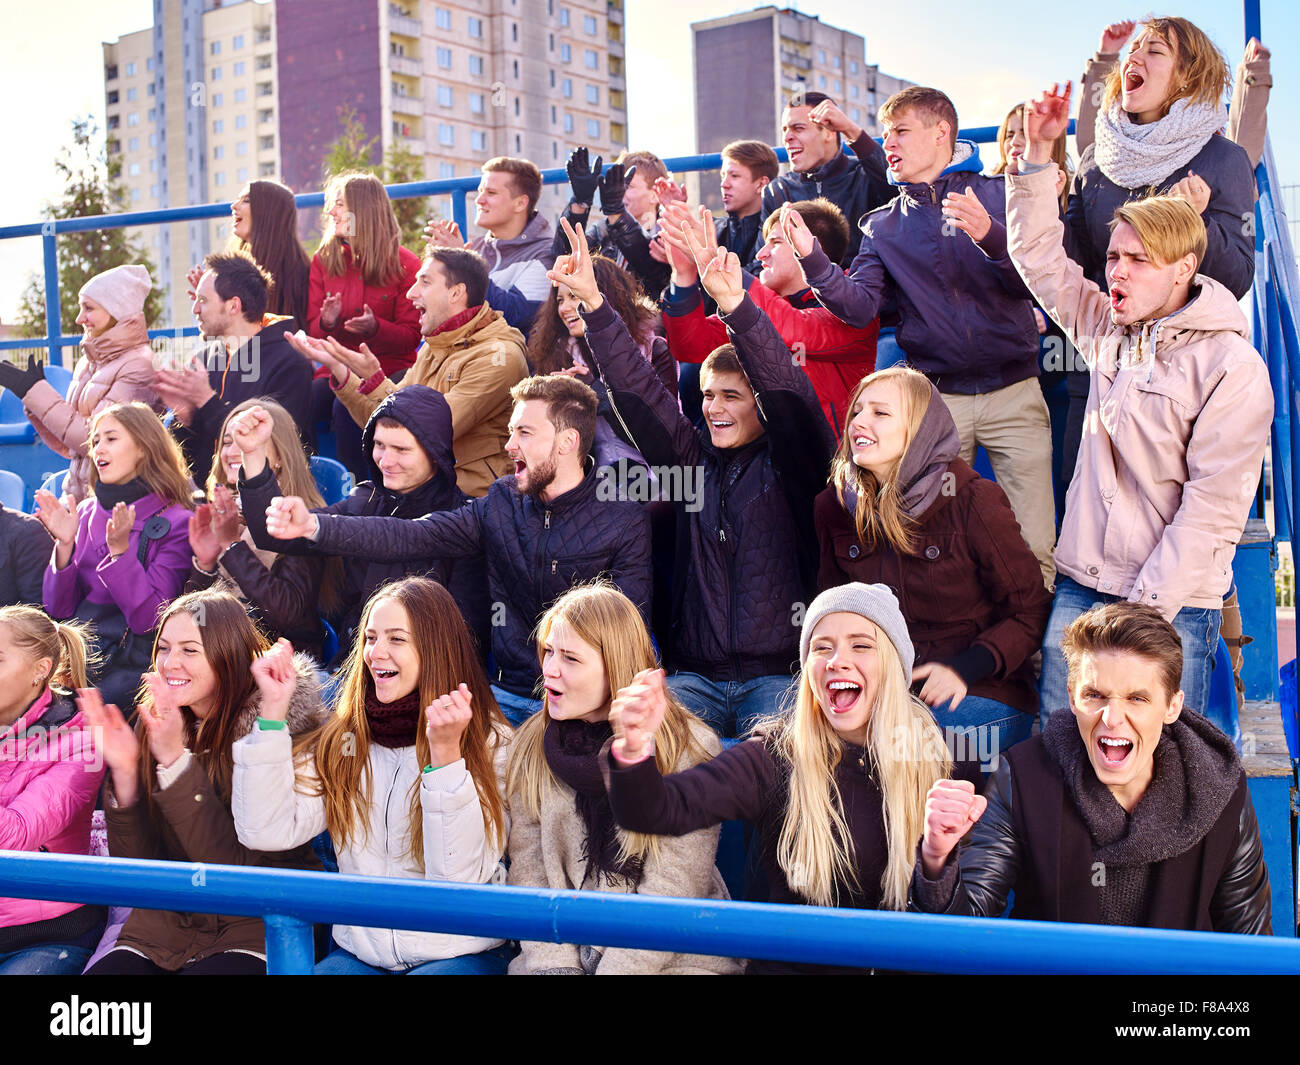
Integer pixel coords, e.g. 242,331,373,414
364,682,423,748
543,717,644,888
93,476,153,510
1092,97,1225,190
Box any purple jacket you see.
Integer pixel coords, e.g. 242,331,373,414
43,493,192,635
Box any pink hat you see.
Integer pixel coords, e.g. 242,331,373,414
79,264,152,322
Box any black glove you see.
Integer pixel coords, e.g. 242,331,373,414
566,146,603,207
598,163,636,218
0,355,46,400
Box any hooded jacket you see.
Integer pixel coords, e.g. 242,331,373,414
0,687,104,946
106,654,328,970
1007,165,1272,617
240,385,488,659
332,302,528,498
815,384,1050,713
801,141,1040,395
911,710,1271,933
22,314,162,502
579,293,834,681
760,132,894,267
469,212,555,332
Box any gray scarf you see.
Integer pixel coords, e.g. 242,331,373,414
1093,97,1225,190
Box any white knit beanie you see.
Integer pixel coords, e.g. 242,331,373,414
799,582,915,676
80,264,152,322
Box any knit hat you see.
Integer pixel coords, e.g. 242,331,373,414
799,582,915,676
79,265,152,322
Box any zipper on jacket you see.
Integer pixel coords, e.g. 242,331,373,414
551,559,557,574
544,510,551,529
382,758,401,968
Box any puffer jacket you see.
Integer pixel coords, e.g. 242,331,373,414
22,314,162,502
309,463,652,698
240,385,488,662
107,655,327,970
233,723,511,971
802,141,1040,395
0,506,52,608
332,302,528,498
0,688,104,944
1007,165,1272,617
307,244,423,378
760,132,894,266
580,293,833,681
910,710,1271,933
469,211,554,332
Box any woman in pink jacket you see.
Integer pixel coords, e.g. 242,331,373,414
0,265,162,503
0,606,105,974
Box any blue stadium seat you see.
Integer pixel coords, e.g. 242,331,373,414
0,360,74,444
1203,636,1242,749
874,328,907,370
0,469,24,511
320,618,339,665
310,455,353,506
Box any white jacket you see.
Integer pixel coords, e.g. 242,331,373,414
232,726,510,971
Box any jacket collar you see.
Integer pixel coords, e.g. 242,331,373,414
894,139,985,198
802,148,853,184
81,313,150,365
523,460,598,514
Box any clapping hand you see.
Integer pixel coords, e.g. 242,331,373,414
343,303,378,338
609,668,669,763
424,218,467,249
566,146,604,208
141,671,188,769
318,292,344,330
77,687,142,806
34,489,78,546
105,502,135,560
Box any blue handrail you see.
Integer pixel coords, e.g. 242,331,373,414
0,851,1294,974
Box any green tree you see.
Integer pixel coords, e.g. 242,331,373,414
321,105,428,250
16,117,162,339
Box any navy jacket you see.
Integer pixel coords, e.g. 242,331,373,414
801,142,1039,395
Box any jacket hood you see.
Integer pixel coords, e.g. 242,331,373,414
81,312,151,365
233,651,329,739
472,212,554,272
360,384,461,509
895,381,963,518
890,139,984,188
1151,275,1249,343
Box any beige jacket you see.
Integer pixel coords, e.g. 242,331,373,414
333,303,528,497
23,314,161,502
507,720,742,976
1006,165,1272,618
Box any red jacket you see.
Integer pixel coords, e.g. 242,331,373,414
308,244,422,378
662,280,876,436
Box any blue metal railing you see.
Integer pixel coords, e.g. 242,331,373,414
0,851,1295,974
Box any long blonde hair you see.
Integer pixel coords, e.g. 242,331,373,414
317,172,405,287
505,582,712,869
767,620,950,909
829,367,932,555
311,579,507,866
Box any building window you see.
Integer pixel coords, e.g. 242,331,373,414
549,33,554,51
128,136,139,151
833,55,841,69
850,60,859,74
563,112,573,133
235,113,247,129
817,49,826,63
549,70,555,88
833,79,841,93
149,132,157,147
512,59,519,78
211,67,222,80
234,61,245,76
560,43,570,63
471,130,487,151
147,83,154,95
586,118,599,138
851,107,862,123
212,93,222,107
259,135,274,150
128,162,141,176
435,7,451,29
514,97,520,116
512,23,518,41
234,88,246,103
259,109,273,123
439,162,455,178
214,145,224,159
515,134,521,152
561,77,572,98
585,84,598,105
467,16,482,37
214,172,226,187
469,92,485,113
850,84,859,99
438,123,455,146
127,112,140,126
150,183,158,197
560,8,570,26
146,56,154,71
584,49,598,70
436,47,452,68
437,85,453,107
131,187,142,201
553,142,558,159
818,75,826,88
550,104,556,123
236,141,248,156
149,158,156,171
259,162,275,177
584,14,597,34
210,42,220,55
148,107,158,120
212,119,223,133
126,87,137,102
233,34,244,50
469,55,483,75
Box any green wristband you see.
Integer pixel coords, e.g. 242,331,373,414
256,717,287,731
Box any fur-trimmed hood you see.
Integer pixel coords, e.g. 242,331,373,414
232,651,329,739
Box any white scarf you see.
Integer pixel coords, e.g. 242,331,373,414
1092,97,1225,190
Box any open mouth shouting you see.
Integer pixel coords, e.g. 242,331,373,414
1096,734,1134,767
826,679,863,713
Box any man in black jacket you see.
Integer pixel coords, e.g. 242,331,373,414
553,218,834,738
0,505,53,608
260,373,652,725
913,602,1271,933
235,385,488,667
154,252,315,484
716,140,779,270
760,92,894,267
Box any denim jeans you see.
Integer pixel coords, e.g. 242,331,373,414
0,942,92,975
1038,576,1220,730
666,671,796,739
491,684,543,727
928,694,1033,778
314,942,514,975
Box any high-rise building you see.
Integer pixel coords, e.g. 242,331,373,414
691,6,914,154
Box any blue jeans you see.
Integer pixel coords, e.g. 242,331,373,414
1039,576,1219,730
491,684,543,727
314,943,514,975
928,695,1033,778
0,942,92,975
666,671,795,739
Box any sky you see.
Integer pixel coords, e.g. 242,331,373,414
1,0,1294,325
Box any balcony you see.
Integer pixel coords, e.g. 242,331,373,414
391,90,421,116
607,0,624,22
780,48,811,71
390,53,420,78
389,11,421,38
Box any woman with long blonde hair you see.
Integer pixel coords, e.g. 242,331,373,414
607,583,950,974
232,576,513,974
307,171,422,477
505,581,738,975
815,367,1050,781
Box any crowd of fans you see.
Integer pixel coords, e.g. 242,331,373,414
0,17,1279,974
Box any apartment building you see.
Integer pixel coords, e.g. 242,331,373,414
692,6,914,153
